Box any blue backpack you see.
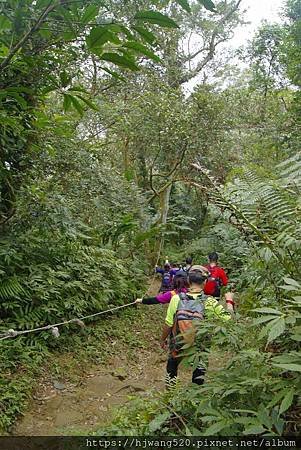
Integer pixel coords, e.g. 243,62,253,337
161,270,172,291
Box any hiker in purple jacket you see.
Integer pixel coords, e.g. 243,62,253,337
135,270,189,305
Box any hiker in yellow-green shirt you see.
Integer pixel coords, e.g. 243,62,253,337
161,265,231,387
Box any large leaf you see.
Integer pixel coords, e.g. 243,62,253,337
258,317,280,340
283,277,301,288
69,95,84,116
243,425,266,435
133,25,157,44
134,11,179,29
0,15,11,31
176,0,191,13
267,317,285,343
86,26,110,48
63,93,72,112
267,390,288,408
122,41,160,62
148,412,171,433
272,353,300,364
252,315,280,326
279,389,294,415
100,53,139,71
197,0,216,12
74,95,99,111
273,363,301,372
86,26,120,49
252,307,282,315
204,420,228,434
81,4,99,25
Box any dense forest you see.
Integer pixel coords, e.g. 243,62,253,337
0,0,300,440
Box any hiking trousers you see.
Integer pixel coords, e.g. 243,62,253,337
166,356,205,386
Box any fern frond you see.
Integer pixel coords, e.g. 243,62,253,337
0,279,24,300
277,153,301,189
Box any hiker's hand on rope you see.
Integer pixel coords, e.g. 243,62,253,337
135,298,143,304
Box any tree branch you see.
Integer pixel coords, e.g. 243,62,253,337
151,141,188,180
147,179,174,204
180,0,243,84
0,1,58,71
147,141,188,203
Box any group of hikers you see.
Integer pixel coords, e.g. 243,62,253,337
135,252,235,387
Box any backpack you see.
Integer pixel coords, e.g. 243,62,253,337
170,292,206,357
204,266,221,297
161,270,172,291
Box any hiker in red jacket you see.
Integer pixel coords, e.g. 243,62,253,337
203,252,228,299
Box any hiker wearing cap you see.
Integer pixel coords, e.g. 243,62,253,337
203,252,228,300
135,270,189,305
161,265,230,387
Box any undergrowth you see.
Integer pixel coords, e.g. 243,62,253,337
92,300,301,437
0,290,164,433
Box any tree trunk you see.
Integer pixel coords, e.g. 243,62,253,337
159,183,172,226
152,183,172,265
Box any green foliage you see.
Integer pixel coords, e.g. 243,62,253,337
134,11,179,29
0,0,218,223
1,0,301,438
282,0,301,87
198,0,216,13
95,287,300,436
0,107,152,430
89,115,301,438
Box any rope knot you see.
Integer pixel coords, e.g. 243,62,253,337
51,327,60,338
8,329,18,337
72,319,85,328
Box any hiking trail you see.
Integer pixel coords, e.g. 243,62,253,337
12,280,168,436
11,279,226,436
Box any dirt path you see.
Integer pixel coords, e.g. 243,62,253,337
11,280,228,436
13,350,166,435
12,280,168,436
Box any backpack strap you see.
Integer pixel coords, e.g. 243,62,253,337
176,309,203,319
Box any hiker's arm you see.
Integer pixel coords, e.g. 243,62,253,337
136,293,171,305
225,292,235,312
161,296,178,348
141,297,160,305
156,291,172,304
161,324,171,341
161,324,172,348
